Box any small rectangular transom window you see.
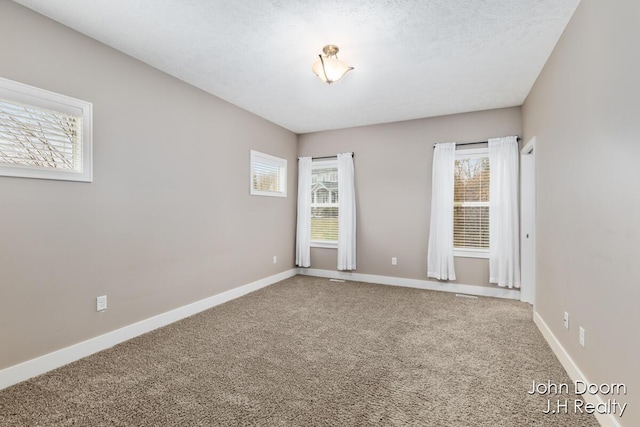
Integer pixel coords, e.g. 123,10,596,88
0,77,92,182
250,150,287,197
454,148,490,258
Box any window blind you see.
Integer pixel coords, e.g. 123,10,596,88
250,150,286,197
0,99,82,171
311,165,338,242
454,156,490,249
252,160,284,192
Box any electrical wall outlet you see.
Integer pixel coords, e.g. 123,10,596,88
579,327,586,348
273,255,277,264
96,295,107,312
563,312,569,330
391,257,398,265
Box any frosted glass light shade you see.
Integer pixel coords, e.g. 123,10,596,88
312,45,354,84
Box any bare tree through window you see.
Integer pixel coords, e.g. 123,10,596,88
0,100,81,170
454,156,490,249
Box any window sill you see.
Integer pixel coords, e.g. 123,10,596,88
250,190,287,198
454,249,489,259
311,241,338,249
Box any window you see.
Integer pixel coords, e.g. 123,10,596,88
311,159,338,247
0,77,92,182
454,148,490,258
250,150,287,197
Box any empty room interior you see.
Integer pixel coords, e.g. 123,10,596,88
0,0,637,426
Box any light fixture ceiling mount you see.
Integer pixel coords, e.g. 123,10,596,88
312,44,354,84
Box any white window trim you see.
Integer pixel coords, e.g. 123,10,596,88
311,158,337,169
250,150,287,197
455,147,487,160
453,147,489,258
0,77,93,182
310,158,338,248
453,248,490,259
311,240,338,249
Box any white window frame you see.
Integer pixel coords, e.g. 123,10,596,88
250,150,287,197
0,77,92,182
453,147,489,259
310,158,338,248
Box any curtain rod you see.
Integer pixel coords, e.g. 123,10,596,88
433,137,521,148
298,153,355,160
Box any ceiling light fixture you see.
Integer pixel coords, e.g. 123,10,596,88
312,45,354,84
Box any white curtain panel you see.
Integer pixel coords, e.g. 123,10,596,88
295,157,312,267
427,143,457,280
337,153,356,271
489,136,521,288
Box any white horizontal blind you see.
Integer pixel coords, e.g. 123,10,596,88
454,154,490,250
0,99,82,171
250,150,286,197
253,160,281,192
311,162,338,244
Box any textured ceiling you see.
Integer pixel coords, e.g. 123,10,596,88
12,0,580,134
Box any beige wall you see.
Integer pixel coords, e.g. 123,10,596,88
298,107,522,286
0,2,297,370
523,0,639,424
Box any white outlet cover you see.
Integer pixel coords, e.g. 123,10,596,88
97,295,107,312
563,312,569,330
579,327,585,348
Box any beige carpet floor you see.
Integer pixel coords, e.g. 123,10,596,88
0,275,598,426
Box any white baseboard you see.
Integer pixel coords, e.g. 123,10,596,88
298,268,521,300
0,268,297,391
533,311,621,427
